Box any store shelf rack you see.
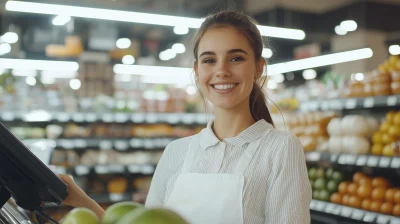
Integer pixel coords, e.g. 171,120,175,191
300,95,400,112
310,200,400,224
50,164,156,176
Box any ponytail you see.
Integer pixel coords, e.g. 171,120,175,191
249,81,274,126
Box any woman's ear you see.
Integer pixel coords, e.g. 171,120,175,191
256,58,265,79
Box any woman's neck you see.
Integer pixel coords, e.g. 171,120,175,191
212,102,256,141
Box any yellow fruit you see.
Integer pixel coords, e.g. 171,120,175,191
386,111,396,123
383,144,395,157
380,122,390,132
388,126,400,137
394,112,400,125
383,133,396,144
372,132,383,144
371,144,384,155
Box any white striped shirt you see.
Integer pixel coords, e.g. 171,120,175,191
146,119,312,224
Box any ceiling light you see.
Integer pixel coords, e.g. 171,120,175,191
389,45,400,55
114,64,191,76
262,48,273,58
334,26,347,35
174,26,189,35
52,15,71,25
270,73,284,83
25,76,36,86
302,69,317,80
0,32,19,44
0,43,12,55
267,48,373,75
6,1,306,40
0,58,79,71
340,20,357,32
172,43,185,54
116,38,131,49
69,79,81,90
122,55,135,64
12,69,37,77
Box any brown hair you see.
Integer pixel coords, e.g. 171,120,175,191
193,10,274,126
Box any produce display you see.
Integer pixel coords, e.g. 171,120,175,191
59,202,189,224
330,172,400,216
371,110,400,156
327,115,380,155
342,55,400,98
308,167,344,202
287,112,336,151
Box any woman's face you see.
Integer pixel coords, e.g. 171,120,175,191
194,26,263,110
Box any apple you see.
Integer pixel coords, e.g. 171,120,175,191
62,208,99,224
116,208,189,224
103,201,144,224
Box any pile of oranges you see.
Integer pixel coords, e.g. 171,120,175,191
330,172,400,216
371,110,400,156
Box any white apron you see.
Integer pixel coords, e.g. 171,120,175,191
165,130,269,224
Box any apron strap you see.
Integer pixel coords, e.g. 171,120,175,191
234,130,271,175
181,135,200,173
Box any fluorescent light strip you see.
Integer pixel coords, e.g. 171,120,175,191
6,0,305,40
267,48,373,75
113,48,373,81
0,58,79,71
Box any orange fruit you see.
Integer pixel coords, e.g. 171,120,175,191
361,199,372,210
394,112,400,125
357,184,373,199
386,111,396,123
359,177,373,186
371,144,384,155
348,196,362,208
395,190,400,203
372,188,387,201
339,182,350,194
393,204,400,216
330,193,342,204
370,201,383,212
386,188,397,203
381,202,394,215
372,177,391,188
383,144,395,157
372,132,384,144
353,172,366,184
342,194,350,206
348,183,359,196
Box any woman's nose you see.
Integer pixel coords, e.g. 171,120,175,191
215,61,230,77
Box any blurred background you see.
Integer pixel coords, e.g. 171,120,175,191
1,0,400,223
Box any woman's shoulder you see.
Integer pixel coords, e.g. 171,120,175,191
163,133,200,157
260,129,303,156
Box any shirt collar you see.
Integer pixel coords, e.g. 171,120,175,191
199,119,274,150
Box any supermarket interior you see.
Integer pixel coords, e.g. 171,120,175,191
1,0,400,223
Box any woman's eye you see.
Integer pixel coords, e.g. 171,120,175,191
203,58,215,63
231,57,244,62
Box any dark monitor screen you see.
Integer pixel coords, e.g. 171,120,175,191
0,121,68,212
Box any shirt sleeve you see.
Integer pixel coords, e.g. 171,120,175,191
145,139,186,208
264,134,312,224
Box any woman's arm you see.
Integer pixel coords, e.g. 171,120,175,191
59,174,105,219
264,134,312,224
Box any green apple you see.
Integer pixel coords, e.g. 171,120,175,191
327,180,338,193
308,168,317,180
316,168,325,179
312,190,320,200
319,190,330,202
116,208,189,224
325,168,334,179
103,201,144,224
62,208,99,224
332,171,344,183
313,178,327,190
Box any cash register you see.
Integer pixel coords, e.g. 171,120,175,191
0,122,68,223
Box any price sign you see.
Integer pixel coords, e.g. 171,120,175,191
131,113,145,123
330,154,339,163
85,113,97,122
363,97,375,108
73,139,87,148
379,157,391,168
391,157,400,169
351,209,364,221
340,207,352,218
324,204,336,214
315,201,326,212
130,139,143,148
338,155,347,165
143,139,155,149
75,165,90,176
56,113,70,122
363,212,377,223
146,114,158,123
72,113,85,122
345,99,357,109
142,165,155,174
346,155,357,165
390,217,400,224
109,165,125,173
128,165,141,173
101,114,114,123
59,140,74,149
114,140,128,151
181,114,195,124
95,165,109,174
109,193,124,202
386,96,397,106
367,156,379,167
356,155,368,166
330,100,343,110
99,140,113,150
114,113,128,123
309,102,319,111
166,114,180,124
320,101,330,111
376,215,390,224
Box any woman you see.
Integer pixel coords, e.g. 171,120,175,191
61,10,311,224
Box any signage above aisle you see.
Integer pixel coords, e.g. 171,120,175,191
5,0,306,40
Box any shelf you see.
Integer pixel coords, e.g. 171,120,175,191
22,137,178,151
0,111,209,124
89,193,133,204
300,95,400,112
310,200,400,224
50,164,156,176
305,152,400,169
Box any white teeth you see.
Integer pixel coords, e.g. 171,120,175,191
214,84,236,90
